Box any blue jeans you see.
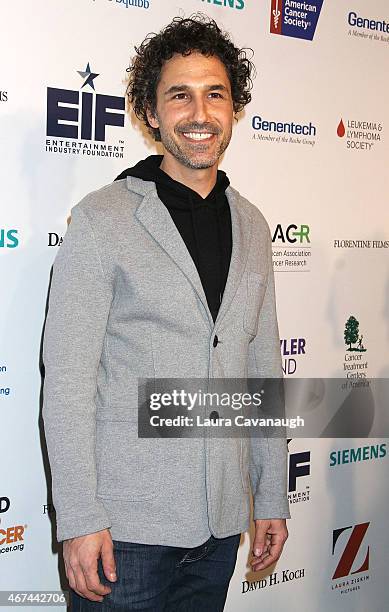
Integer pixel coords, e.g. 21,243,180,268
70,533,241,611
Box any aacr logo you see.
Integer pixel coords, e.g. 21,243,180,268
272,224,310,244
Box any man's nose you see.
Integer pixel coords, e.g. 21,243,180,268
190,96,209,124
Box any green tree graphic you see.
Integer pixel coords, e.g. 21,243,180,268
344,315,359,350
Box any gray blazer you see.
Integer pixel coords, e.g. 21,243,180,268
42,175,290,546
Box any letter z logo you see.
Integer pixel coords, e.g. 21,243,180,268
332,522,370,579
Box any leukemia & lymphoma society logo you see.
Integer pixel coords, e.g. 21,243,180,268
45,63,126,158
270,0,323,40
331,522,370,596
337,117,383,151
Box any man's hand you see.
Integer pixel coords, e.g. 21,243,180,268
250,518,288,572
63,528,117,602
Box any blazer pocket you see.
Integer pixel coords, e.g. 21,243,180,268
95,413,160,501
243,271,268,337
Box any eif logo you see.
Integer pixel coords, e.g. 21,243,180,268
287,440,311,505
289,450,310,492
332,523,370,579
46,63,125,142
270,0,324,41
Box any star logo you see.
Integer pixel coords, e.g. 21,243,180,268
77,63,99,91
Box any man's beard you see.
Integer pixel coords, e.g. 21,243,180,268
157,120,232,170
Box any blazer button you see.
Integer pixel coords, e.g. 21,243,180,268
209,411,219,422
213,334,219,347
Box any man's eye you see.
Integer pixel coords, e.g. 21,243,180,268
209,92,223,99
173,93,187,99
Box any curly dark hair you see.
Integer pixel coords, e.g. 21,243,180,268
126,13,255,141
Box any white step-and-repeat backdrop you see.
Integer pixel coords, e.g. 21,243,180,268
1,1,388,610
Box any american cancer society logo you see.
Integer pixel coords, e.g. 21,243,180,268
270,0,323,40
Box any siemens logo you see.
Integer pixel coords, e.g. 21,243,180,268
348,11,389,33
200,0,244,9
330,443,387,466
252,116,316,136
0,229,19,248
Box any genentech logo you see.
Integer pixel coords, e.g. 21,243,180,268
332,523,369,580
270,0,323,40
46,63,125,157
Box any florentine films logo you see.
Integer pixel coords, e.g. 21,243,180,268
270,0,323,40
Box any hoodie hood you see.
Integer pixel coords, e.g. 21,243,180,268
115,155,232,323
115,154,230,209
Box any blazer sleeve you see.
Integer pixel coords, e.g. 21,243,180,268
42,204,113,542
247,224,291,520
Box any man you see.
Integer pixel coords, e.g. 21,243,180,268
43,14,290,611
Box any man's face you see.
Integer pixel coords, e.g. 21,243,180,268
146,52,234,170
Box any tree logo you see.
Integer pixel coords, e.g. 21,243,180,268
344,316,366,352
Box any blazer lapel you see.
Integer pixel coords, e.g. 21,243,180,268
130,177,253,330
216,186,252,328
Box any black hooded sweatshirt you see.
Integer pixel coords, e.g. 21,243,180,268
115,155,232,324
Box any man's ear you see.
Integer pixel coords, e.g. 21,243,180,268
146,106,159,129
